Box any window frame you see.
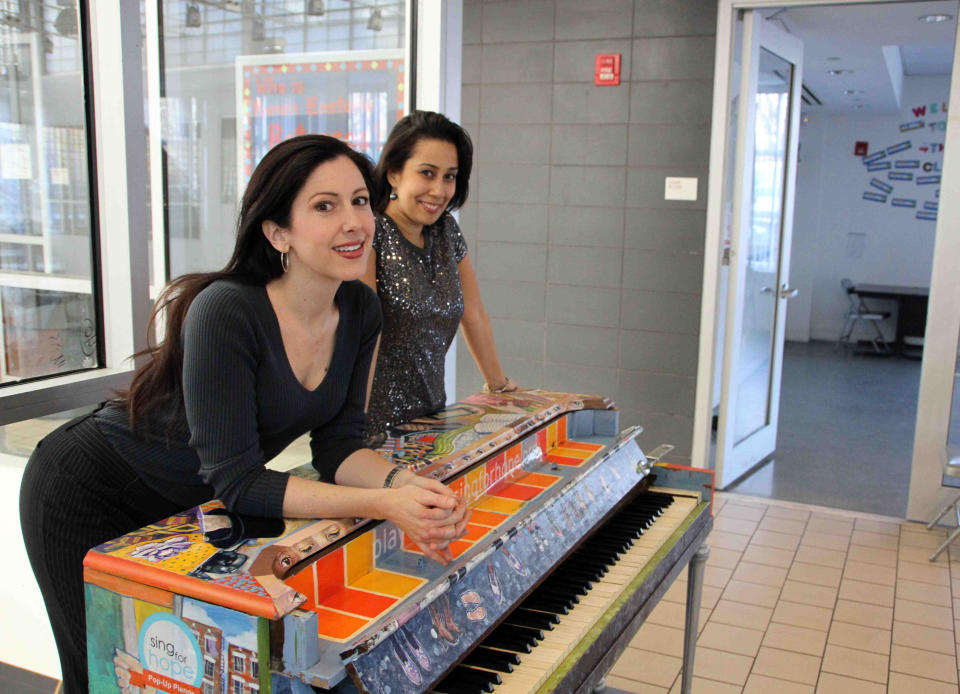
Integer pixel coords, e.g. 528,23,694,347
0,0,151,426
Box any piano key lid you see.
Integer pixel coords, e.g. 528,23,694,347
638,441,675,475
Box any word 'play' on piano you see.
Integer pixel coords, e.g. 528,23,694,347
83,389,714,694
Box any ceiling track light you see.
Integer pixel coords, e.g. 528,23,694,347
185,2,202,28
306,0,326,16
367,8,383,31
918,14,953,23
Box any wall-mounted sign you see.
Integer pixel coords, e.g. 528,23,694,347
594,53,621,86
236,49,405,193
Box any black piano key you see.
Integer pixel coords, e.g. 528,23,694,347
493,622,545,641
432,680,481,694
483,631,534,653
463,647,516,673
506,609,559,630
455,665,502,689
521,595,571,613
540,579,591,596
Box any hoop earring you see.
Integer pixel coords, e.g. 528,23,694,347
280,251,290,273
389,190,398,200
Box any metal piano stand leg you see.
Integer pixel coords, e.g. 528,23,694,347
680,544,710,694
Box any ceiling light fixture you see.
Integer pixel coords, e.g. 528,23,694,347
368,8,383,31
306,0,325,16
918,14,952,23
185,2,201,28
828,69,851,76
826,56,842,61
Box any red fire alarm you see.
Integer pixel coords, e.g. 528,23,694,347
595,53,621,86
854,141,868,156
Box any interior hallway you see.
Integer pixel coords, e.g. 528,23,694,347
605,491,960,693
725,340,922,517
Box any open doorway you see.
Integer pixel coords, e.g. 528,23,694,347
700,0,958,517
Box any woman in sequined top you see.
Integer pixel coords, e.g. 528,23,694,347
363,111,517,438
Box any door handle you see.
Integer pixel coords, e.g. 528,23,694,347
779,285,798,299
760,286,774,294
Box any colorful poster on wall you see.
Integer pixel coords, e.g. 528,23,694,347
235,49,405,194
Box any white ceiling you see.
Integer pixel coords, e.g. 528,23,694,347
761,1,958,114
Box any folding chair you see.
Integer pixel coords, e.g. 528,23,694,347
926,446,960,561
836,278,891,354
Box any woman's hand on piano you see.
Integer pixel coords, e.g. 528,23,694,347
383,479,469,565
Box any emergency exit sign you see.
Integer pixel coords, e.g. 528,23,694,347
595,54,621,86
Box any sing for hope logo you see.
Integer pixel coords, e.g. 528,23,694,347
138,613,203,686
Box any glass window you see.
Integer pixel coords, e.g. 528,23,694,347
0,1,99,385
158,1,408,278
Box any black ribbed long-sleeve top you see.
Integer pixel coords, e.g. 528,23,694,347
95,279,382,518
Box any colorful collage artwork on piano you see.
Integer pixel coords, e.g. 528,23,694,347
83,391,608,645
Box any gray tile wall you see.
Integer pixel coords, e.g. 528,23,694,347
457,0,715,463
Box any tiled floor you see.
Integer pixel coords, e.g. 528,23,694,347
605,491,960,694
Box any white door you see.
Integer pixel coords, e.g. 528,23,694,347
715,12,803,489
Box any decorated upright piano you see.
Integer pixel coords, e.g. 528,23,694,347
84,390,714,694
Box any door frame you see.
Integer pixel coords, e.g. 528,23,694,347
692,0,960,520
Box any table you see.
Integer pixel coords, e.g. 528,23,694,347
854,283,930,357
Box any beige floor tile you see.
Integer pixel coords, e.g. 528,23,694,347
714,517,758,536
890,644,959,684
759,516,807,535
855,519,901,535
898,561,952,587
827,621,891,655
698,584,722,611
806,516,853,536
838,578,895,607
851,530,900,550
895,598,955,630
795,545,846,569
721,579,781,609
787,561,843,588
741,544,796,568
719,502,766,522
704,565,733,589
846,544,898,567
743,673,813,694
765,506,812,522
900,531,946,550
800,531,850,552
821,643,888,683
901,543,949,565
667,676,743,694
605,673,669,693
731,561,788,588
708,531,751,553
751,529,801,551
888,672,960,694
833,599,893,630
691,647,752,686
772,600,833,631
762,622,827,656
752,646,821,685
779,580,837,608
711,599,773,630
698,621,764,656
629,622,685,657
707,547,743,570
843,560,897,586
663,579,687,604
893,620,956,656
815,672,885,694
648,600,712,632
897,578,953,607
610,649,682,687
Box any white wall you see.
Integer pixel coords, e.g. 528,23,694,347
788,76,948,342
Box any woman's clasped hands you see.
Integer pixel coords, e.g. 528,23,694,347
385,471,470,565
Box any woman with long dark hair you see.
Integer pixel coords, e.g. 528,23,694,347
363,111,517,440
19,135,467,693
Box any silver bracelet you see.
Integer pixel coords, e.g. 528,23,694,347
383,466,404,488
482,377,511,394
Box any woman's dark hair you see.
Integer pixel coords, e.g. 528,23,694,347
374,110,473,213
121,135,374,422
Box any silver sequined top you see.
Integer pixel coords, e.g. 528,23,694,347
367,212,468,436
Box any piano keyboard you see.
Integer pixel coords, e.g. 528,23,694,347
432,490,699,694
